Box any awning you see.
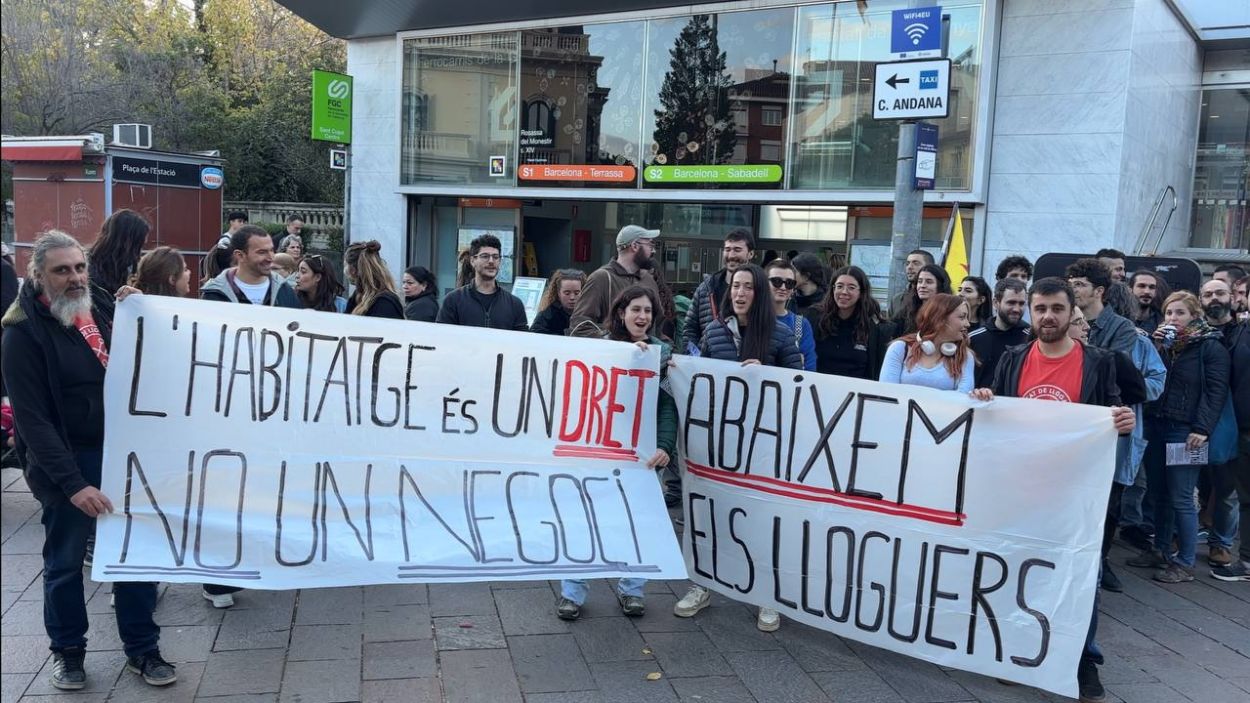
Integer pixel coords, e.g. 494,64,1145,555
273,0,693,39
1,143,85,162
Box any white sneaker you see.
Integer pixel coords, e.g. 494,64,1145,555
202,588,234,609
109,591,115,609
756,607,781,632
673,585,711,617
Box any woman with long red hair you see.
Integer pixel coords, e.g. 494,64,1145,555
878,293,975,392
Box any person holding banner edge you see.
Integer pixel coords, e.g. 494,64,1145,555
972,277,1136,703
678,263,802,632
556,285,677,620
2,231,176,690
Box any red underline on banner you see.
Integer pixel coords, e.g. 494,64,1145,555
553,445,639,461
685,461,965,527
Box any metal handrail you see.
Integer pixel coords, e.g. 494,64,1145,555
1133,185,1177,256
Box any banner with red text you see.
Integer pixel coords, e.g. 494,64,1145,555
669,358,1116,698
93,296,685,587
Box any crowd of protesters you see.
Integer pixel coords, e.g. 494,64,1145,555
1,213,1246,703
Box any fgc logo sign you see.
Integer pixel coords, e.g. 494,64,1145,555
327,79,350,100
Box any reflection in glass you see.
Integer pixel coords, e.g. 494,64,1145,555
1190,87,1249,250
642,8,794,189
790,1,981,190
517,23,646,188
402,33,519,185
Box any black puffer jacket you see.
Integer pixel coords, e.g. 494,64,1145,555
682,272,728,353
1152,332,1230,437
700,317,804,369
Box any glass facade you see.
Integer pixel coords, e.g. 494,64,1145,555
641,9,794,190
790,1,981,190
401,33,519,185
400,0,984,192
517,23,646,188
1190,86,1249,250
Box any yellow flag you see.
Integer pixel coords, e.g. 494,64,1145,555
944,212,969,285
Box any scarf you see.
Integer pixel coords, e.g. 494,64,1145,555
1169,318,1220,357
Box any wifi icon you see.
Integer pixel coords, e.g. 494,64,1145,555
905,22,928,45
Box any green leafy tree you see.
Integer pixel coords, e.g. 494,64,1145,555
1,0,346,203
651,15,736,168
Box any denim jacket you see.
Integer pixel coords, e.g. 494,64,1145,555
1116,331,1167,485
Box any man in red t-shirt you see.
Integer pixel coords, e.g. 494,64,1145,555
974,277,1133,703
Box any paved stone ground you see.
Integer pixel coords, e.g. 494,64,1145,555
3,466,1248,703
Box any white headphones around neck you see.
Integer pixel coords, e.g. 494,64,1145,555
919,336,959,357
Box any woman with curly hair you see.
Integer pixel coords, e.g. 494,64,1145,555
530,268,585,335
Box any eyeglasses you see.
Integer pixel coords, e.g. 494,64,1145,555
475,253,502,261
768,277,797,290
305,254,325,271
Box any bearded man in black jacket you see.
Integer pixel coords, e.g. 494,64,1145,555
1,231,176,691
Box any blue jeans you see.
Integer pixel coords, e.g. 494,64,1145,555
1144,421,1202,568
39,450,160,657
1119,464,1152,533
1208,461,1240,550
560,578,647,605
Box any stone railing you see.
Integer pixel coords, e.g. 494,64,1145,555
224,201,344,249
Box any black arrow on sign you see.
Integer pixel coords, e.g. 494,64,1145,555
885,74,910,89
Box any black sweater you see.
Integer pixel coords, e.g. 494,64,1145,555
437,285,528,331
804,309,891,380
968,317,1031,388
349,290,405,319
1,283,110,502
403,290,439,322
530,304,571,336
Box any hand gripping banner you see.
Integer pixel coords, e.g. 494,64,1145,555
668,358,1116,697
94,297,684,588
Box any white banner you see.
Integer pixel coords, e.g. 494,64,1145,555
669,358,1116,698
93,296,685,587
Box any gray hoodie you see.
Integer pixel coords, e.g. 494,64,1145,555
200,268,300,308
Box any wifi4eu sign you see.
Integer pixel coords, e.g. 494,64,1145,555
311,70,352,144
891,6,943,59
